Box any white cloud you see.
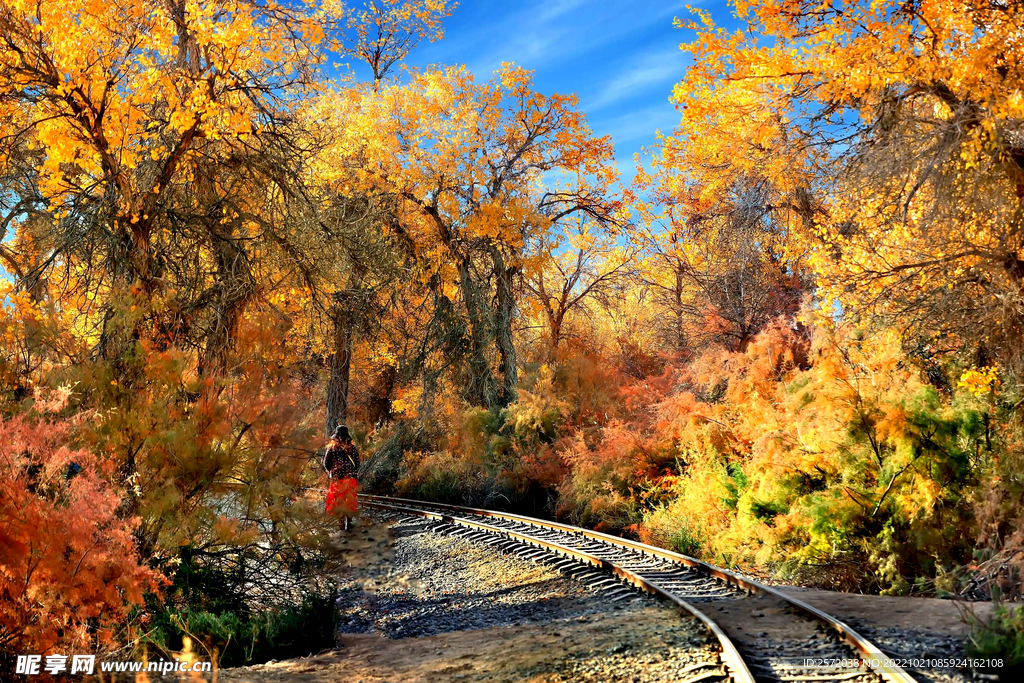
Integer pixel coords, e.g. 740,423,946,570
587,46,688,111
590,101,682,148
432,0,692,78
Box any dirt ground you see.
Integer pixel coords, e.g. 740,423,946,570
218,607,718,683
212,590,992,683
217,515,718,683
777,588,994,636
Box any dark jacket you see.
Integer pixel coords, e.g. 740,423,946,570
324,439,359,479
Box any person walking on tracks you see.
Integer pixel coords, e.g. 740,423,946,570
323,425,359,530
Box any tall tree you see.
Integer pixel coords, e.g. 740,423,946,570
0,0,338,372
667,0,1024,362
342,0,456,89
327,64,621,409
524,214,634,353
634,171,806,353
311,0,455,435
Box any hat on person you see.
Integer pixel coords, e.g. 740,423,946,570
332,424,350,441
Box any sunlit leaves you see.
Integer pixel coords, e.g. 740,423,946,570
338,0,456,84
664,0,1024,356
0,405,160,655
959,366,1000,397
0,0,330,208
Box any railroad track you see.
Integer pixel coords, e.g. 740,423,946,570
362,494,918,683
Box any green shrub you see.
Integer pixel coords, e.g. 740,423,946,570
139,546,337,668
668,524,704,557
397,448,489,504
638,499,709,559
967,601,1024,675
143,591,337,668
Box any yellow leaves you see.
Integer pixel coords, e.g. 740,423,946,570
1,0,331,206
392,385,424,418
958,366,1000,397
661,0,1024,329
316,62,616,280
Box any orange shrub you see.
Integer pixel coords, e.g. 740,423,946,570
0,411,160,657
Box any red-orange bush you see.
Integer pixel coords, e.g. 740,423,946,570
0,409,160,658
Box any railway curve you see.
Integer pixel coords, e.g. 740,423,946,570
363,494,919,683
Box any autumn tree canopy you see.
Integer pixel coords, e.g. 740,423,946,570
5,0,1024,664
320,63,622,410
662,0,1024,359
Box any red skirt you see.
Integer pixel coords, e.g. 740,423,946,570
326,478,358,516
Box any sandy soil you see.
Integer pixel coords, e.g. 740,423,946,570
777,587,994,636
219,608,718,683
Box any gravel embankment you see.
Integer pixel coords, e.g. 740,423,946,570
336,515,650,637
220,512,1014,683
846,623,978,683
778,587,1004,683
221,512,724,683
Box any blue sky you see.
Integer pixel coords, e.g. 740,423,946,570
400,0,736,184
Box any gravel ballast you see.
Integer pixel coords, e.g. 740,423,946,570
217,512,1013,683
335,515,663,638
220,512,722,682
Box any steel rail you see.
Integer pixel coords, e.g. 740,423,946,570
363,494,918,683
369,499,756,683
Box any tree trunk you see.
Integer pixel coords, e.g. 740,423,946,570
200,223,255,374
491,246,518,407
97,226,154,369
549,312,563,352
366,364,398,426
674,267,686,355
326,289,356,438
455,256,499,408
